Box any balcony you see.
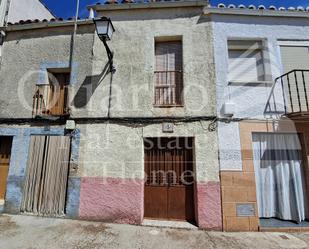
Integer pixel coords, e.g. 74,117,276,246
266,70,309,119
154,71,183,107
32,85,69,118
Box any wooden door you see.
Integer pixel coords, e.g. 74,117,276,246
144,137,195,222
0,137,13,200
21,136,71,216
48,73,70,115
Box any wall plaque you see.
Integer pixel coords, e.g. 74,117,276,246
236,204,255,217
162,123,174,133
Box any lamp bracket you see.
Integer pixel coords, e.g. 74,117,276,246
101,37,116,74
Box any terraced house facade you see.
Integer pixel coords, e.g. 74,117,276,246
0,0,309,232
0,0,221,230
211,4,309,231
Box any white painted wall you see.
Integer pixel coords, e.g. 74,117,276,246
7,0,54,23
0,0,8,26
212,13,309,171
213,14,309,120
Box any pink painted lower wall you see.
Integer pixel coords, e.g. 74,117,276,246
196,181,222,230
79,177,222,230
79,177,144,224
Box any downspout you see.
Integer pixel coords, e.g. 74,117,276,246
68,0,80,114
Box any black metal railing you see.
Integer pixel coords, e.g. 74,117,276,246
266,70,309,116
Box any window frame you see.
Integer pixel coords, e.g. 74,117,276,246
153,38,184,108
227,39,272,85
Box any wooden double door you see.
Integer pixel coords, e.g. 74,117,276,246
21,136,71,216
144,137,195,222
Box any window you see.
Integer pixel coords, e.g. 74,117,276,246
33,71,70,117
280,43,309,73
154,41,183,106
228,40,265,82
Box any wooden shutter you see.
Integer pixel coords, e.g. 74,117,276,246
21,136,71,216
33,72,70,117
155,41,183,106
48,73,70,116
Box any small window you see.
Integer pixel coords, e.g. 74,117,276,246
154,41,183,107
33,71,70,117
228,40,265,82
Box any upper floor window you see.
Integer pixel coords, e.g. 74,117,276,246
228,40,265,83
154,40,183,107
33,71,70,117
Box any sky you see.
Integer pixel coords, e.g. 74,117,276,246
41,0,309,18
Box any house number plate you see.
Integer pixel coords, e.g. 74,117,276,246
162,123,174,133
236,204,255,217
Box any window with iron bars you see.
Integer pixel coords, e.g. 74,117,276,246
154,41,183,107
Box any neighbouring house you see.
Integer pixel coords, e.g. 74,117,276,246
0,0,54,26
0,19,95,217
0,0,222,230
0,0,54,57
209,4,309,231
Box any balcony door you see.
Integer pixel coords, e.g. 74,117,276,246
280,44,309,73
33,72,70,117
280,43,309,113
154,41,183,107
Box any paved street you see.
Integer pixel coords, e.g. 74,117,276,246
1,215,309,249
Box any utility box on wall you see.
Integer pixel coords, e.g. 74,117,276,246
222,102,235,117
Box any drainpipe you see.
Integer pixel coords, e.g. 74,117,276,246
68,0,80,114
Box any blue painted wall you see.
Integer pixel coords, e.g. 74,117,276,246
38,61,79,86
0,127,81,217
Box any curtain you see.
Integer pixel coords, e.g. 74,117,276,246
21,136,71,216
253,133,309,223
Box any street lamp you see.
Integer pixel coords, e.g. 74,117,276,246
93,17,116,73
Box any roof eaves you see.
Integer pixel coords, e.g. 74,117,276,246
2,19,93,32
87,1,208,11
204,7,309,18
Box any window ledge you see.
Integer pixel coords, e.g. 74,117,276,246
228,80,273,85
153,105,184,108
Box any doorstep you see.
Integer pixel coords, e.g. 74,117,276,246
142,219,198,230
260,227,309,232
260,218,309,232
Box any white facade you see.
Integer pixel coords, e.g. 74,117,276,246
0,0,54,26
209,8,309,170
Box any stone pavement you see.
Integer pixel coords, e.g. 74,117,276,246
0,214,309,249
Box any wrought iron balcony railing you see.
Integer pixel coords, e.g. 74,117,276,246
266,70,309,117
